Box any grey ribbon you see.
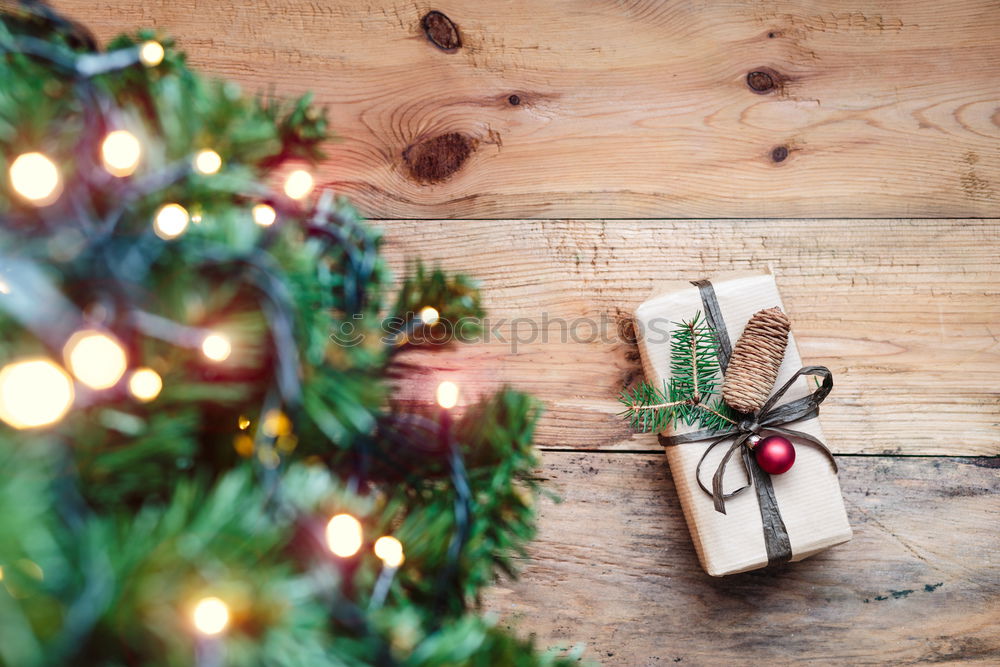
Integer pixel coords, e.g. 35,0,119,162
659,279,838,565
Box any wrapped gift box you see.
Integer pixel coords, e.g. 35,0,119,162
633,273,852,576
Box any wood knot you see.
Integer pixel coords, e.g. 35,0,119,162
403,132,476,183
746,68,784,94
617,317,637,346
422,11,461,51
722,307,790,414
771,146,789,163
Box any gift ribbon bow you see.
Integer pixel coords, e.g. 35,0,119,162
658,279,838,565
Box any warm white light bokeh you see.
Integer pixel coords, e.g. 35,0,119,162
374,536,405,568
128,368,163,402
283,170,314,200
101,130,142,177
418,306,440,325
9,152,61,205
0,359,74,429
193,149,222,175
153,203,189,240
192,597,230,636
64,330,128,390
139,40,164,67
201,333,232,362
325,513,363,558
252,203,276,226
436,381,459,409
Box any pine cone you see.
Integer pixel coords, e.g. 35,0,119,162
722,307,790,414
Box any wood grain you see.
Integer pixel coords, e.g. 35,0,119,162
53,0,1000,219
483,451,1000,665
380,219,1000,456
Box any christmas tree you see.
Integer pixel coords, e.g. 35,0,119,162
0,4,577,664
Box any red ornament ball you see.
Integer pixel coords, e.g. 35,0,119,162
754,435,796,474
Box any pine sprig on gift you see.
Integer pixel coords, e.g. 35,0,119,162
670,313,720,404
619,312,738,432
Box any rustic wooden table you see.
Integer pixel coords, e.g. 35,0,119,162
58,2,1000,663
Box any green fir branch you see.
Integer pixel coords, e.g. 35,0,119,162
668,312,721,404
0,8,580,665
619,312,738,433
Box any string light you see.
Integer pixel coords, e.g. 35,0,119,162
257,445,280,469
418,306,440,326
374,536,404,568
252,203,276,227
128,368,162,402
101,130,142,177
201,333,232,362
325,513,363,558
192,597,230,636
64,330,128,390
0,359,74,429
436,381,459,409
139,40,164,67
283,169,314,200
261,409,291,438
193,149,222,175
238,415,250,430
233,434,254,457
153,203,189,240
9,152,61,205
275,434,298,453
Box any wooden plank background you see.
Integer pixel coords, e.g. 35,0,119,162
381,220,1000,457
50,1,1000,664
54,0,1000,219
480,453,1000,663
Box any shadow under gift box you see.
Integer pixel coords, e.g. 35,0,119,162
633,272,852,576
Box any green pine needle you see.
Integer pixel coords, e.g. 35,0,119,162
619,312,738,433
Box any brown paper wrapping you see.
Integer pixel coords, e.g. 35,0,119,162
633,273,852,576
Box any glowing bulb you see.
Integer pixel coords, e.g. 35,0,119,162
0,359,74,429
0,279,9,294
283,170,314,200
192,597,229,636
261,409,291,437
325,513,363,558
252,203,276,226
153,203,189,240
418,306,440,326
238,415,250,430
374,536,404,568
101,130,142,177
233,434,254,457
201,333,231,362
128,368,162,402
9,152,61,205
436,381,459,409
64,330,127,390
193,149,222,175
257,445,280,469
139,40,164,67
